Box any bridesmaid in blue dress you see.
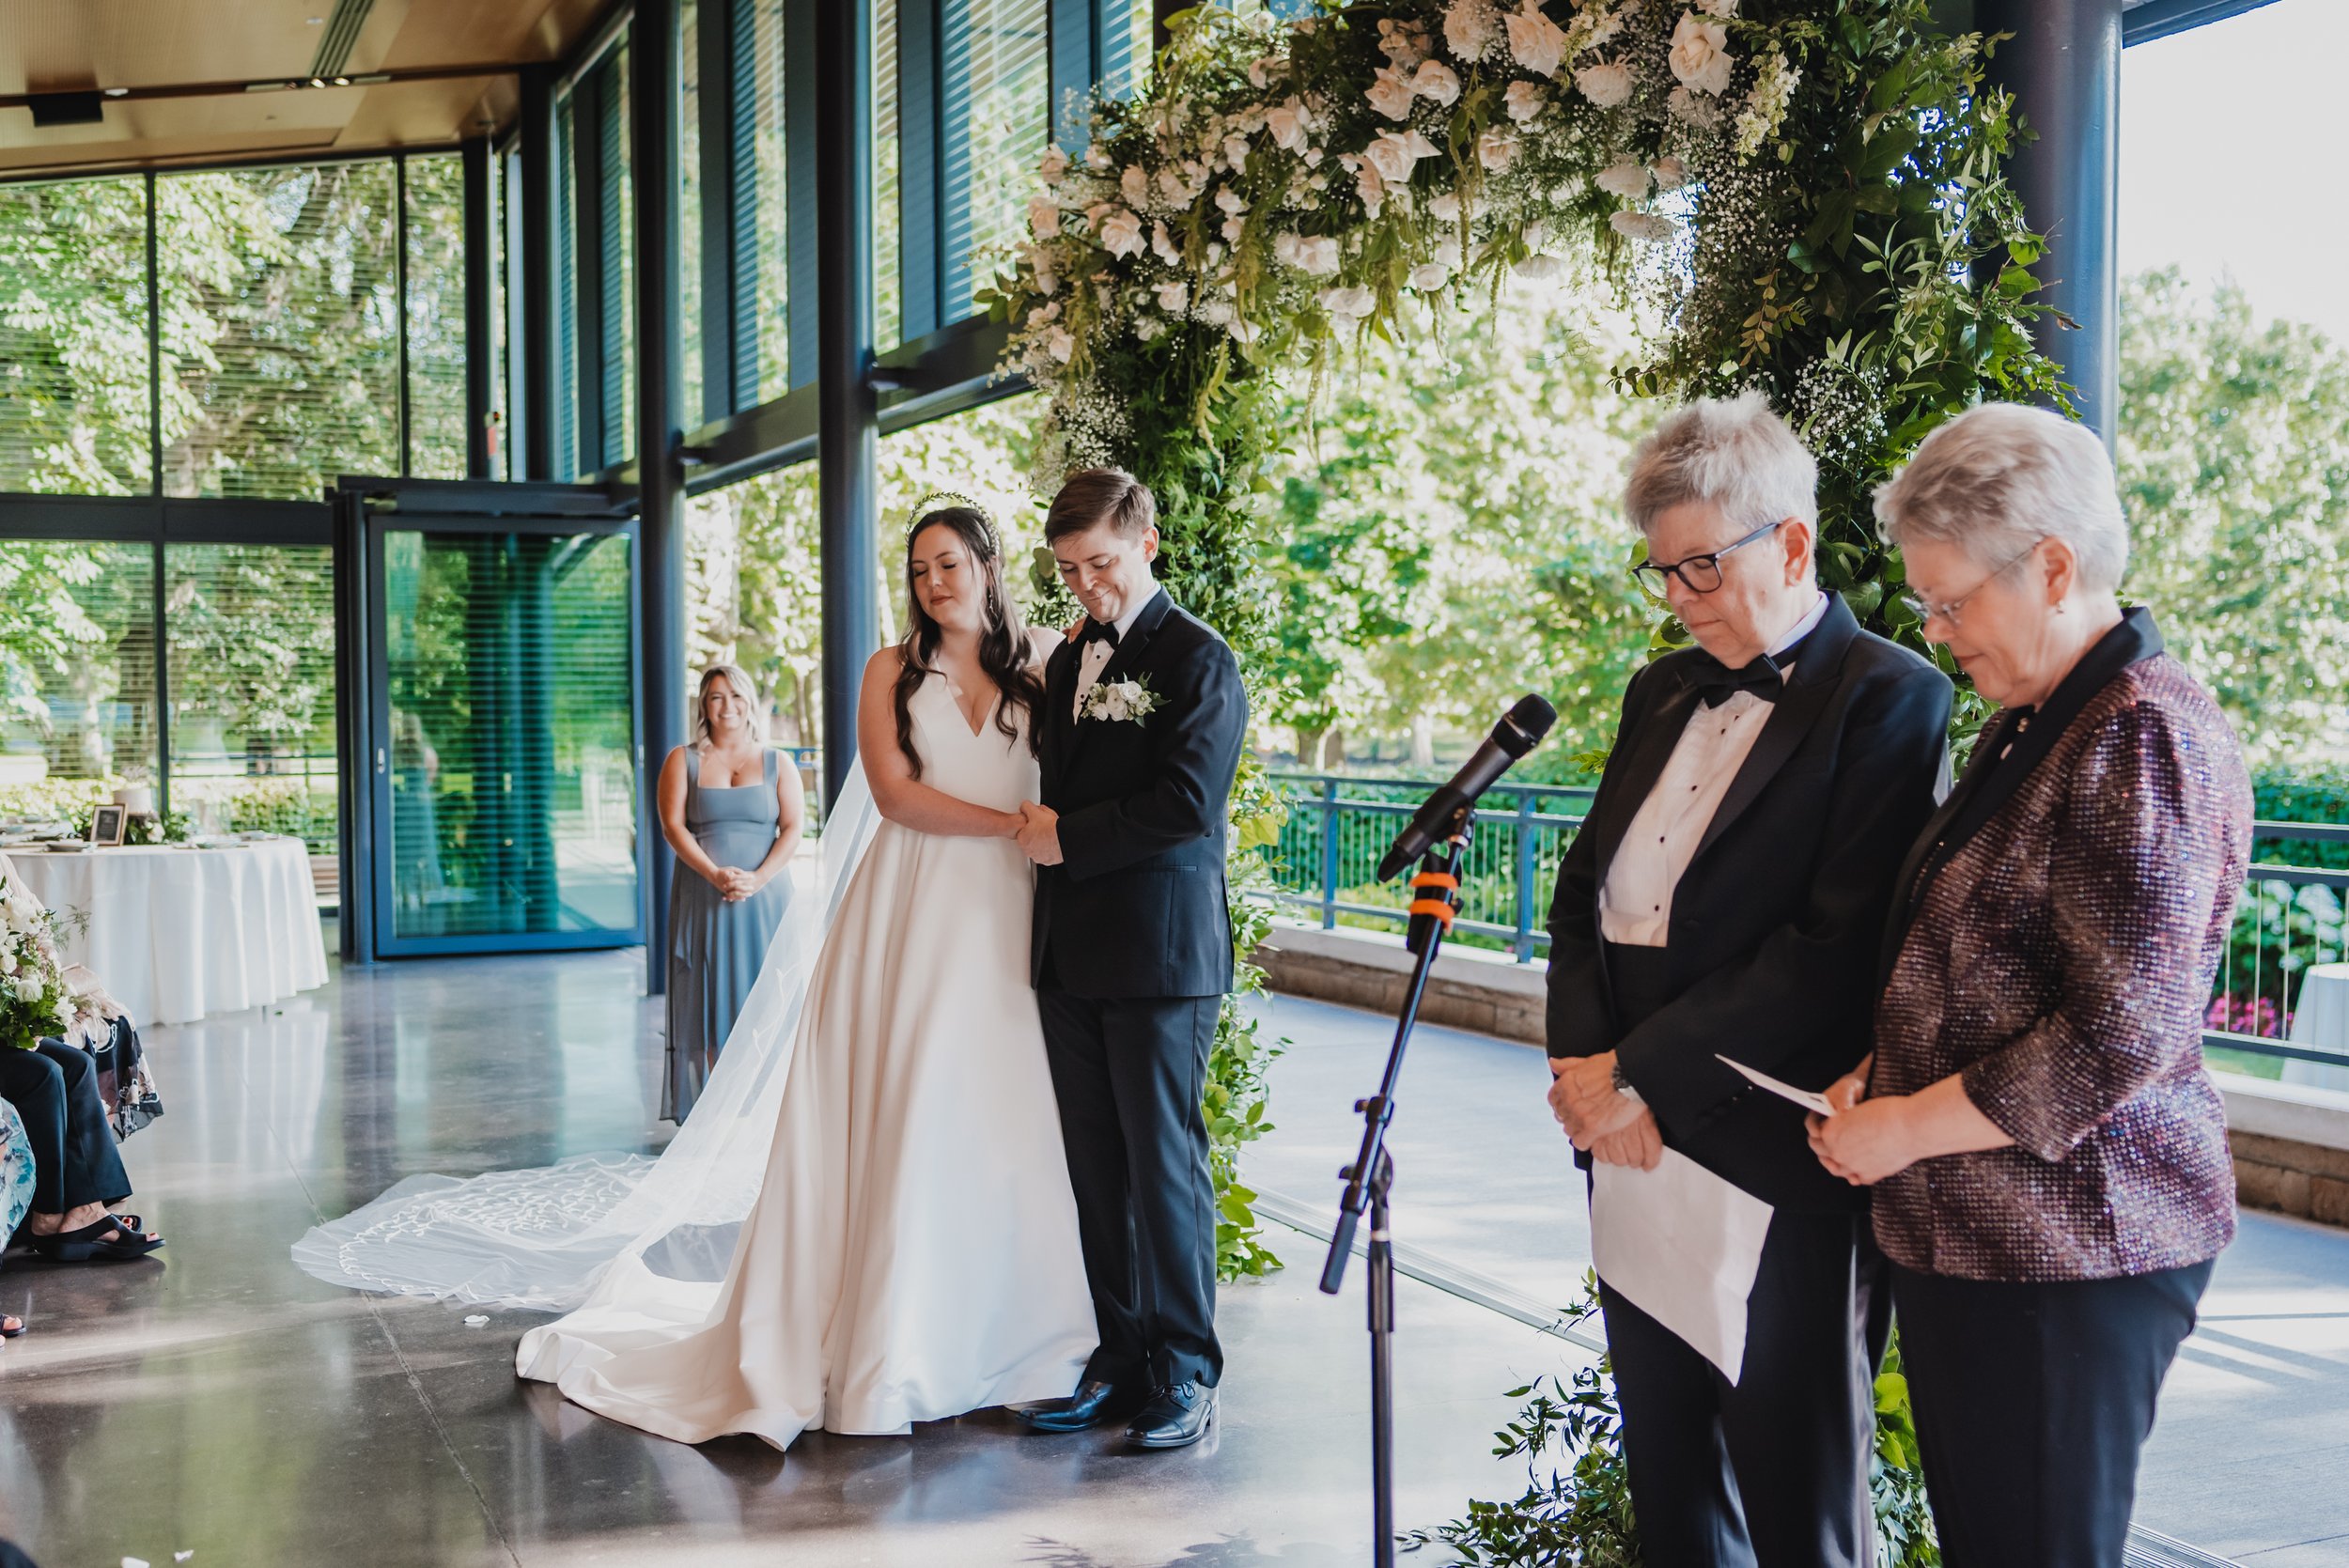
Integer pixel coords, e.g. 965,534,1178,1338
658,665,804,1120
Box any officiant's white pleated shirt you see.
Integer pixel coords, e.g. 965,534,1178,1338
1599,591,1828,948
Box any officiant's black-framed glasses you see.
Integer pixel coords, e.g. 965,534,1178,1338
1629,519,1783,596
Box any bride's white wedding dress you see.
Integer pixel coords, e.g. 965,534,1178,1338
293,635,1094,1450
516,643,1096,1444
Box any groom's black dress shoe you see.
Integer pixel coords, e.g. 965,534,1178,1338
1125,1383,1215,1450
1011,1378,1144,1433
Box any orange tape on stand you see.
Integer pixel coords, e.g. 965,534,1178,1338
1408,871,1460,929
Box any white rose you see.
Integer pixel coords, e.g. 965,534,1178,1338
1027,197,1062,240
1045,327,1076,362
1412,60,1462,107
1515,252,1565,280
1595,159,1650,198
1574,61,1634,108
1504,80,1547,123
1443,0,1496,59
1320,285,1377,321
1221,215,1246,243
1504,1,1568,78
1364,129,1439,185
1097,208,1146,259
1409,261,1453,291
1272,232,1301,267
1155,279,1190,314
1159,166,1194,206
1267,99,1310,151
1698,0,1737,15
1669,11,1735,96
1215,187,1247,217
1652,155,1689,191
1609,210,1675,241
1299,235,1342,275
1121,164,1150,208
1429,191,1463,223
1476,126,1519,172
1039,144,1070,185
1032,252,1060,295
1224,135,1252,172
1229,318,1262,347
1151,221,1181,266
1347,157,1386,218
54,998,75,1026
1365,67,1415,122
1134,315,1166,342
0,949,15,976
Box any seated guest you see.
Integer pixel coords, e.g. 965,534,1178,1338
2,1037,161,1264
1812,403,2248,1567
1546,393,1952,1567
0,858,162,1267
1,1101,32,1335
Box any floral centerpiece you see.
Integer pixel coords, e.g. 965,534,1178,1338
0,885,78,1051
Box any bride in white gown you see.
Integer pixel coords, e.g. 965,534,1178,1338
295,501,1095,1450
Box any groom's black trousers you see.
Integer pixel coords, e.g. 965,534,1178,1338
1036,990,1224,1390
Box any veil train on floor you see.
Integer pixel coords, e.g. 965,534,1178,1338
290,763,882,1312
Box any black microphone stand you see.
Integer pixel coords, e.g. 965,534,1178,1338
1320,807,1473,1568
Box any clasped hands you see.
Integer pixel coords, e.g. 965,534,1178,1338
1548,1051,1662,1171
710,866,767,904
1012,801,1063,865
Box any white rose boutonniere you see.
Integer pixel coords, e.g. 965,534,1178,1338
1081,675,1160,726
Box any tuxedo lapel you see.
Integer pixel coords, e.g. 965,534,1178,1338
1586,673,1701,891
1691,595,1859,864
1043,637,1081,792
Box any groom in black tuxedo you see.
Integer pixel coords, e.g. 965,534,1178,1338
1009,467,1247,1452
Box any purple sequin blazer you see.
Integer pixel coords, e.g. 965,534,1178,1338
1870,628,2249,1283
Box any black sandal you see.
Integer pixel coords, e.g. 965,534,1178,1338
35,1215,163,1263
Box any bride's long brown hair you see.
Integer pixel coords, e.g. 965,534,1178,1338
892,505,1042,780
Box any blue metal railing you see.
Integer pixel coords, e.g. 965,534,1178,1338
1266,770,2348,1072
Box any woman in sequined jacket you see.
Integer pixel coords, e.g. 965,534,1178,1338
1808,403,2251,1568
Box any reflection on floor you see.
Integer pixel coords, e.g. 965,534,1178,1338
1,948,2342,1565
0,947,1564,1568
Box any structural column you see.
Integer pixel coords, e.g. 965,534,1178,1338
1978,0,2123,443
516,63,559,481
633,0,688,985
815,0,880,806
460,136,494,479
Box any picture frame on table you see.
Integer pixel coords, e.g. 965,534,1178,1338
88,804,127,846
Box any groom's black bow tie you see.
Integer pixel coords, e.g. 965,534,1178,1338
1081,618,1121,649
1688,652,1785,708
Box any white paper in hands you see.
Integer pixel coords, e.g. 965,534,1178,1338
1589,1149,1772,1383
1716,1054,1838,1117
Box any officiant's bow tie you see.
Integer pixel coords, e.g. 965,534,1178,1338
1081,619,1121,648
1688,652,1787,708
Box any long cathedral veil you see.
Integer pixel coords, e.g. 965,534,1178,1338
290,760,884,1312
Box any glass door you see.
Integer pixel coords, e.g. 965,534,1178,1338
367,518,641,955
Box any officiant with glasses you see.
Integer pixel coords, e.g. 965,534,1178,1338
1543,393,1952,1568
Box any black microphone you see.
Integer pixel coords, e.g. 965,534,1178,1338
1375,695,1557,882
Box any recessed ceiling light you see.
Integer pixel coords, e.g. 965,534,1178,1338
103,86,128,98
333,76,350,86
306,15,323,22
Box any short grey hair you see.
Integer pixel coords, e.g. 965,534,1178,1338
1873,403,2127,593
1624,390,1820,539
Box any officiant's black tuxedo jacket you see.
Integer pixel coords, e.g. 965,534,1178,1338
1034,587,1246,1000
1545,592,1952,1210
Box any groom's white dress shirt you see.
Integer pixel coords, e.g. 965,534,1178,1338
1072,595,1151,720
1599,591,1828,949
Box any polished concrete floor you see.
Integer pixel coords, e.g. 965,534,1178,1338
1,945,2344,1565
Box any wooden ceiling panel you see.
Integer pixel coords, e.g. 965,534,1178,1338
0,0,609,178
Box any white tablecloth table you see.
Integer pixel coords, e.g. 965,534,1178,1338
2285,963,2349,1094
4,838,329,1026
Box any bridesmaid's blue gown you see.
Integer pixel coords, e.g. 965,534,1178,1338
664,748,791,1120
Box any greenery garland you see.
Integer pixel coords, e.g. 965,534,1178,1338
989,0,2063,1553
